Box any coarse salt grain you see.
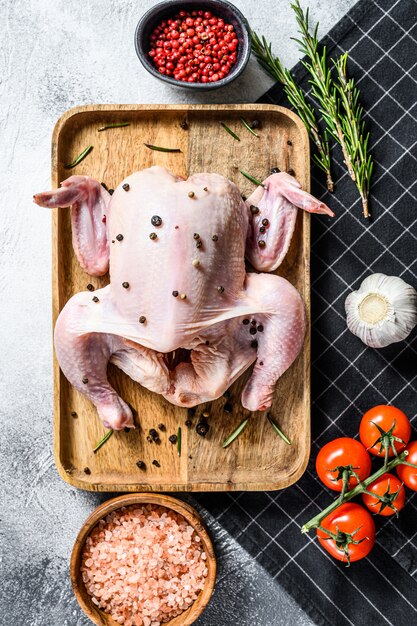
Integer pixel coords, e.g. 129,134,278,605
81,505,208,625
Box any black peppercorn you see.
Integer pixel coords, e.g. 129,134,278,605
193,233,200,240
217,286,224,294
86,284,94,291
223,390,231,398
84,467,91,474
287,168,295,176
116,234,124,241
172,291,179,297
250,327,257,335
136,460,146,469
151,215,162,227
92,296,99,302
124,427,131,433
257,324,264,332
152,460,160,467
122,183,130,191
158,423,165,431
149,428,159,442
196,421,209,437
241,194,247,201
71,411,77,418
250,205,259,215
185,419,192,427
259,226,266,234
242,319,250,325
251,320,257,326
108,189,114,195
139,316,146,324
169,434,178,444
149,232,157,240
224,402,233,413
287,140,293,146
196,240,202,248
250,119,261,129
258,240,266,248
212,234,218,242
270,167,280,174
122,282,129,289
262,218,269,226
82,377,88,384
251,340,258,349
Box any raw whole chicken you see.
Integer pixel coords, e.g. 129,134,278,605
34,166,333,430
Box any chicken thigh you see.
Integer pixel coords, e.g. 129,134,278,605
34,166,333,429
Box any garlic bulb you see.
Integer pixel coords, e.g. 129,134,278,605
345,273,417,348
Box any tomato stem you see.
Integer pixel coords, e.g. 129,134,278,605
301,451,408,533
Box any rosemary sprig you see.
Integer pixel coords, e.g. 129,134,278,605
251,32,334,192
93,429,113,453
98,122,130,132
65,145,93,169
177,426,182,457
291,0,372,216
222,417,249,448
239,117,259,137
239,170,266,188
266,414,291,445
220,122,241,141
334,53,373,218
144,143,181,152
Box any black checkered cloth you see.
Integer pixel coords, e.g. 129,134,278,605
195,1,417,624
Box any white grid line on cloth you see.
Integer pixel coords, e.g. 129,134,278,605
225,495,386,626
392,529,417,557
311,207,417,308
364,555,417,613
311,285,417,395
340,20,417,123
311,163,417,250
375,1,417,46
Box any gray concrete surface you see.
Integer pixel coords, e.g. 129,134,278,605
1,0,356,624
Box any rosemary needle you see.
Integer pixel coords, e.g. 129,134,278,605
144,143,181,153
97,122,131,132
267,414,291,445
240,117,259,137
93,429,114,453
222,418,249,448
239,170,266,188
177,426,182,457
64,145,93,169
220,122,241,141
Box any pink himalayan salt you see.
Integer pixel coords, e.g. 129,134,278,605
80,505,208,625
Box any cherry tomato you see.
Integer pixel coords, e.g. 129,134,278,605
316,438,371,492
359,405,411,458
362,473,406,516
397,441,417,491
317,503,375,564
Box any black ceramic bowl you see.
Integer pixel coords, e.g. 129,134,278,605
134,0,251,90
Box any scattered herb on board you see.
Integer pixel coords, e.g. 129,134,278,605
239,117,259,138
97,122,131,132
267,413,291,445
93,429,114,453
251,32,334,192
291,0,372,216
177,426,182,457
220,122,240,141
144,143,181,153
64,145,93,169
239,170,266,188
222,417,249,448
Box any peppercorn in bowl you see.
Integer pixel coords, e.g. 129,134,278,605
71,493,216,626
134,0,251,89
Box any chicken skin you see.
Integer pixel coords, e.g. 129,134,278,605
34,166,333,429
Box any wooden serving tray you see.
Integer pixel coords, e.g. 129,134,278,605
52,104,310,492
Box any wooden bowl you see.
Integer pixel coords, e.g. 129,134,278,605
70,493,216,626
